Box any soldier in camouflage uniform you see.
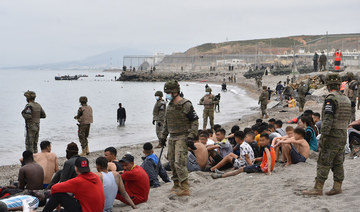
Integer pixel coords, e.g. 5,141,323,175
303,73,351,196
74,96,93,156
255,76,262,89
153,91,166,148
199,87,218,130
297,81,308,112
21,91,46,153
258,86,269,119
160,80,199,196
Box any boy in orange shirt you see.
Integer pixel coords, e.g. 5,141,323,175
211,133,275,178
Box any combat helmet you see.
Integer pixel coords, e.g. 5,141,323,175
326,73,341,85
164,80,180,93
79,96,88,104
206,87,212,92
24,90,36,99
155,91,163,97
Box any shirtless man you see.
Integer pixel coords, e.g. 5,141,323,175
192,142,209,170
34,141,59,188
274,127,310,166
104,147,123,172
18,151,44,190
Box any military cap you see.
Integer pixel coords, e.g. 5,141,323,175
326,73,341,85
155,91,163,97
79,96,88,103
206,87,212,92
164,80,180,93
24,90,36,99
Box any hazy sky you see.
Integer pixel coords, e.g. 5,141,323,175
1,0,359,67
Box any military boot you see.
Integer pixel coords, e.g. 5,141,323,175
170,180,180,194
175,180,190,196
325,181,342,196
80,147,87,156
85,146,90,155
302,180,324,196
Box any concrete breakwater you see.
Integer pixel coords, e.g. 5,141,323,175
118,71,221,82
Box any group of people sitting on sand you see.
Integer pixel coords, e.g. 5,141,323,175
6,107,360,211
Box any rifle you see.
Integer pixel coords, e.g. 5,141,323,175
155,145,164,174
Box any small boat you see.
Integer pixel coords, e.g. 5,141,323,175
55,75,80,80
78,74,88,77
95,74,104,77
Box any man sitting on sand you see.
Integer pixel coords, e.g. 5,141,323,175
188,140,209,171
274,127,310,166
272,126,294,162
199,130,215,146
18,151,44,190
244,131,261,158
141,142,170,188
275,120,286,136
212,133,276,179
207,128,232,161
104,147,123,172
117,154,150,205
95,157,137,211
43,157,105,212
210,131,254,172
33,141,59,189
0,190,48,211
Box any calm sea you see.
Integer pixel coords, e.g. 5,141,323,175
0,69,257,165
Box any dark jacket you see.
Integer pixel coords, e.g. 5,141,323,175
117,107,126,120
60,155,80,182
141,154,169,187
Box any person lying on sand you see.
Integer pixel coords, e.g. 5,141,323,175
211,133,275,179
210,131,254,172
273,127,310,166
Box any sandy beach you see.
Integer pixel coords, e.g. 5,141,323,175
2,70,360,212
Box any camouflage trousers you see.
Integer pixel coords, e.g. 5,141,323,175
316,135,346,183
350,105,356,123
203,108,214,130
25,123,40,153
298,96,305,110
260,104,268,117
319,63,326,71
78,124,90,149
168,135,188,183
155,121,164,141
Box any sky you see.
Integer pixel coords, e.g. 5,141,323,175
0,0,359,67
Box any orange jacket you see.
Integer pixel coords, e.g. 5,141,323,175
334,51,342,61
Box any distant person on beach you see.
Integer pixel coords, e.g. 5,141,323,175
117,154,150,205
43,157,105,212
19,151,44,190
274,127,310,166
33,141,59,188
319,51,327,71
267,87,273,100
214,93,221,112
160,80,199,196
275,81,284,101
297,81,308,112
199,87,218,130
117,103,126,126
211,133,275,179
22,90,46,153
104,147,123,172
74,96,93,156
259,86,269,119
210,131,254,172
221,82,227,91
95,157,137,211
313,52,319,71
153,91,166,148
141,142,170,188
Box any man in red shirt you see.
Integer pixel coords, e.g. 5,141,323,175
42,157,105,212
117,154,150,205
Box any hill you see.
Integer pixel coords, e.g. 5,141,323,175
185,33,360,55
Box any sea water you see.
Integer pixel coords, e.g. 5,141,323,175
0,69,257,165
